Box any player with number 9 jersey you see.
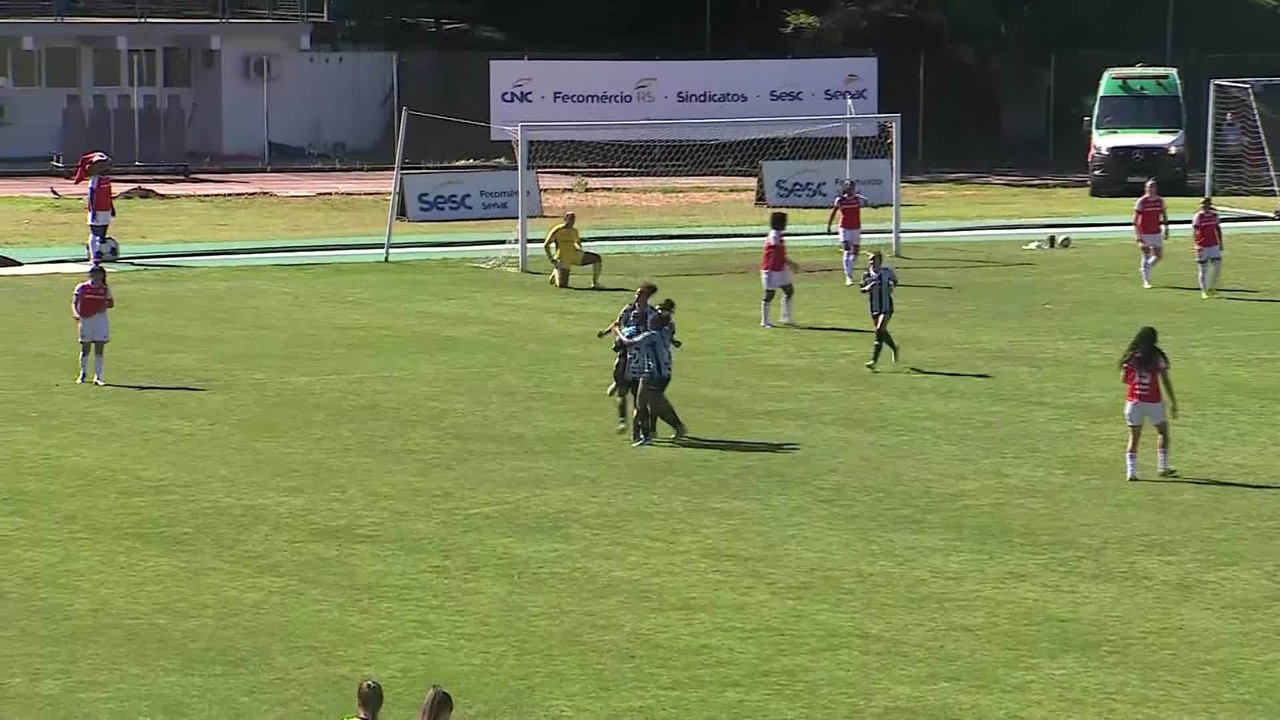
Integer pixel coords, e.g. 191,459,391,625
1119,326,1178,481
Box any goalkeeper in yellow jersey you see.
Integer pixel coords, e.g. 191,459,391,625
545,212,604,289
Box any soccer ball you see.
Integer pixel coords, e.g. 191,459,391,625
100,237,120,262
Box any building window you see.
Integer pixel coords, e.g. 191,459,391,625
93,48,121,87
127,49,158,87
162,47,192,88
11,49,41,87
44,47,79,88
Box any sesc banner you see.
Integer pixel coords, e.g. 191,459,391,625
489,58,879,140
760,159,893,208
401,170,543,222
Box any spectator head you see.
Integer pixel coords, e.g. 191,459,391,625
356,679,384,719
419,685,453,720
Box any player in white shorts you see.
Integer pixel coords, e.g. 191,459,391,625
1192,197,1224,298
827,182,871,286
72,265,114,385
1134,179,1169,289
760,211,800,327
1119,326,1178,481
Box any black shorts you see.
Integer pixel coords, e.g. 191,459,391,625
642,376,671,393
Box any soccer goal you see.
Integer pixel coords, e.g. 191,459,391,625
1205,78,1280,217
499,112,902,272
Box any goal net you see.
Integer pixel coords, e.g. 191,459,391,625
1206,78,1280,217
497,113,902,273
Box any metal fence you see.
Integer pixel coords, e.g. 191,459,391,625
0,0,328,21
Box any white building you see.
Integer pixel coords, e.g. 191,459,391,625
0,15,394,165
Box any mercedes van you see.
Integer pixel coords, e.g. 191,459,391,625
1085,66,1188,196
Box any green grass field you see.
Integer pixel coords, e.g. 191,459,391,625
4,234,1280,719
3,184,1276,248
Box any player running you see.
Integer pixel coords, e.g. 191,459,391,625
826,181,871,286
861,250,900,371
761,211,800,328
1134,179,1169,289
545,212,603,289
1192,197,1224,299
72,265,114,385
73,151,116,265
1120,326,1178,481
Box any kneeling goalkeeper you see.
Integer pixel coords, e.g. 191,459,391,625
545,212,603,289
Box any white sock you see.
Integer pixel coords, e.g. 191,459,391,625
1126,452,1138,478
1197,263,1208,292
1157,448,1169,472
761,301,771,325
94,353,104,380
843,252,855,280
1141,256,1153,284
782,296,793,323
1209,260,1222,289
79,351,90,377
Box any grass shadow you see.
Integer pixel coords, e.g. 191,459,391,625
567,286,633,293
796,325,873,334
898,283,955,290
1222,297,1280,304
1132,476,1280,490
108,383,207,392
671,436,799,453
1168,285,1259,294
906,367,993,379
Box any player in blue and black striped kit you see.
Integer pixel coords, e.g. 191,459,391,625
860,251,900,370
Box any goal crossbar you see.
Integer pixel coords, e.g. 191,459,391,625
514,112,903,272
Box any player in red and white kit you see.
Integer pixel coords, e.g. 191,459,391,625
1192,197,1224,299
760,211,800,328
73,151,116,264
1119,326,1178,481
1134,179,1169,289
826,181,871,286
72,265,114,385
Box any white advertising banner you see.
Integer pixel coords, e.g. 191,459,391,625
760,159,894,208
489,58,879,140
401,170,543,222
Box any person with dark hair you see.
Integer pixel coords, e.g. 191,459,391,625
344,679,384,720
419,684,453,720
615,309,685,446
860,250,899,370
1120,326,1179,481
601,282,660,432
1192,197,1224,298
72,265,114,385
760,211,800,328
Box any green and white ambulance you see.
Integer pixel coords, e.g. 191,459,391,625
1085,66,1188,196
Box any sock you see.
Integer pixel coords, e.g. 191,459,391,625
781,296,793,324
94,353,104,380
1126,452,1138,478
79,350,90,377
882,331,898,353
761,301,771,325
1197,263,1208,292
592,264,602,285
1209,260,1222,290
1141,256,1153,285
617,397,628,422
872,340,884,362
1157,448,1169,472
843,251,855,280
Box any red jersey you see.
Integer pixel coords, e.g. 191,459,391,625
1124,356,1168,403
1192,210,1221,248
761,230,787,271
75,282,111,318
1134,195,1165,235
835,194,869,229
87,175,114,219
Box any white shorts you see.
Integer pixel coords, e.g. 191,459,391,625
761,269,793,290
839,228,861,249
89,212,114,227
1124,400,1166,427
79,313,109,343
1196,245,1223,262
1141,233,1164,249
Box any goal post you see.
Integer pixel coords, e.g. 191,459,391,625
1205,77,1280,217
512,112,903,273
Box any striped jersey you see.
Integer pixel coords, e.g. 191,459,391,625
617,301,659,331
622,327,672,381
862,265,898,315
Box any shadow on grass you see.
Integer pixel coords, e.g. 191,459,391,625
671,436,799,453
108,383,207,392
796,325,873,334
1222,297,1280,304
566,286,633,293
906,367,993,379
897,283,955,290
1167,285,1259,294
1132,476,1280,490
